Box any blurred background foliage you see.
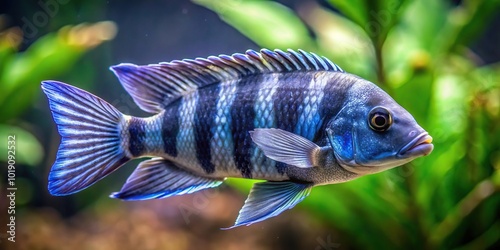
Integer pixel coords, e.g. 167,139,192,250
1,0,499,249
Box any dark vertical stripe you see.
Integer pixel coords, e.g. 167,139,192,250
162,105,179,157
128,117,146,157
273,73,313,135
230,75,263,178
193,84,220,174
275,162,287,175
315,73,353,142
271,72,313,175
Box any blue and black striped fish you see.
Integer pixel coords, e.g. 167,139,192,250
42,49,433,228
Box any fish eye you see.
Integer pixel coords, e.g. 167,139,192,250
368,107,392,132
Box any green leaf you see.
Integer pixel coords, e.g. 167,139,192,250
225,178,258,193
327,0,369,28
193,0,316,50
299,2,375,80
328,0,407,45
0,22,116,122
393,70,434,124
0,124,44,166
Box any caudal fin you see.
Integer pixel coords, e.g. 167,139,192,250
41,81,130,195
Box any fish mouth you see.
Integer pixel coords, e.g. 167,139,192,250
398,132,434,158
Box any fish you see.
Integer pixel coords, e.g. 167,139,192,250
41,48,434,228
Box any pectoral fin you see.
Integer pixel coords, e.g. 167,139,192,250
110,158,223,200
250,128,320,168
224,181,313,229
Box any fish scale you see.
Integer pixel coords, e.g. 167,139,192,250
295,72,330,140
42,48,433,228
229,75,263,179
211,82,238,176
174,91,203,174
251,75,280,179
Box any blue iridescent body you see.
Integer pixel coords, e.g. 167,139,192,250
42,49,433,228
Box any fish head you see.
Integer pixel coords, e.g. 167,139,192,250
326,79,433,175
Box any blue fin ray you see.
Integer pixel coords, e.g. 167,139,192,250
110,49,344,113
41,81,129,195
224,181,313,229
110,158,223,200
250,128,320,168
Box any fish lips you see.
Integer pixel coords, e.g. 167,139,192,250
398,132,434,158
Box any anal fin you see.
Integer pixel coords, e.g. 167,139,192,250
224,181,313,229
110,158,223,200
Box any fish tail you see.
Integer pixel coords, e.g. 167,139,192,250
41,81,131,196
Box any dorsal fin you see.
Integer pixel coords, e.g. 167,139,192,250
110,49,344,113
